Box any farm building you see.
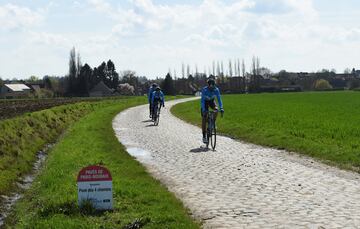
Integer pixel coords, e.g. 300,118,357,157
89,81,115,97
25,83,44,93
0,84,31,98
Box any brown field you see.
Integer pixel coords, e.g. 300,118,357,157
0,97,109,120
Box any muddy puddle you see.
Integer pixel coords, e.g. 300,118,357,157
0,144,52,227
127,147,152,161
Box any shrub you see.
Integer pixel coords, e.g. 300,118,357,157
117,83,135,95
314,79,333,90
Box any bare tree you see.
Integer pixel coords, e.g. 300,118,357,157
76,52,82,77
229,59,233,77
216,61,220,77
234,59,238,76
69,47,76,76
241,59,246,77
256,57,260,76
233,60,236,76
241,59,247,92
182,62,185,78
221,61,224,76
68,47,77,94
251,56,256,76
250,56,261,92
212,61,215,75
187,64,190,77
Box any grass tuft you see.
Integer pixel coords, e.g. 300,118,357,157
124,217,151,229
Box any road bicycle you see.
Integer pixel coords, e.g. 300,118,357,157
206,110,223,150
152,101,162,126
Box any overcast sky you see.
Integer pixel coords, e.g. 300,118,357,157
0,0,360,79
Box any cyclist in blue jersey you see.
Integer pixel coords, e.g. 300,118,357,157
201,77,224,143
148,83,158,118
151,86,165,120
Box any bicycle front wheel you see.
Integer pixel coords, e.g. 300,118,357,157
210,126,216,150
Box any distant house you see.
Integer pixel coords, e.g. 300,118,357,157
0,84,31,98
26,83,43,93
355,70,360,78
89,81,114,97
217,76,246,94
329,78,347,89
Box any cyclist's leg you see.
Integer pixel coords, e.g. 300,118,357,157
149,102,152,116
151,101,156,119
202,101,210,140
201,110,207,138
153,100,159,117
210,100,218,120
159,99,162,112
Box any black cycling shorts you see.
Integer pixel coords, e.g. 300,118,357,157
152,98,162,107
201,100,218,117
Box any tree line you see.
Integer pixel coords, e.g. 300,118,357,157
2,48,360,98
67,47,119,96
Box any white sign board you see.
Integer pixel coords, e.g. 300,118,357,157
77,165,113,210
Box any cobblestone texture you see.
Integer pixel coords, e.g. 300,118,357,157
113,98,360,229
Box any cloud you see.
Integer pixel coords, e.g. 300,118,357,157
246,0,290,14
286,0,317,18
86,0,320,44
88,0,112,14
2,0,360,78
0,4,44,30
29,32,71,48
83,0,360,74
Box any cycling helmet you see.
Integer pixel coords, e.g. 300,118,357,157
152,83,158,87
207,78,215,86
155,86,161,91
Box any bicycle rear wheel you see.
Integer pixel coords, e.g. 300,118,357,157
154,107,160,126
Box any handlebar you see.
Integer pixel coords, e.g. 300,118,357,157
207,110,224,117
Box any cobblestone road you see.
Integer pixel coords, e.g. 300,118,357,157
113,98,360,229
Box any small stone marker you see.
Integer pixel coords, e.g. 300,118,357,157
77,165,113,210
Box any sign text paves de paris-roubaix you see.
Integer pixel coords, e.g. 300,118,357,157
77,165,113,210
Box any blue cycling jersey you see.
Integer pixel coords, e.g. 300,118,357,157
151,91,165,104
148,87,156,103
201,86,223,112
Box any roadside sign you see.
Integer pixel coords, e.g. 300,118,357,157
77,165,113,210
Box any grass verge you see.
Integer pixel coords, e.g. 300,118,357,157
171,92,360,171
0,100,118,196
6,96,199,228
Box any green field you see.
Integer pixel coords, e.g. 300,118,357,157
6,96,199,228
172,91,360,171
